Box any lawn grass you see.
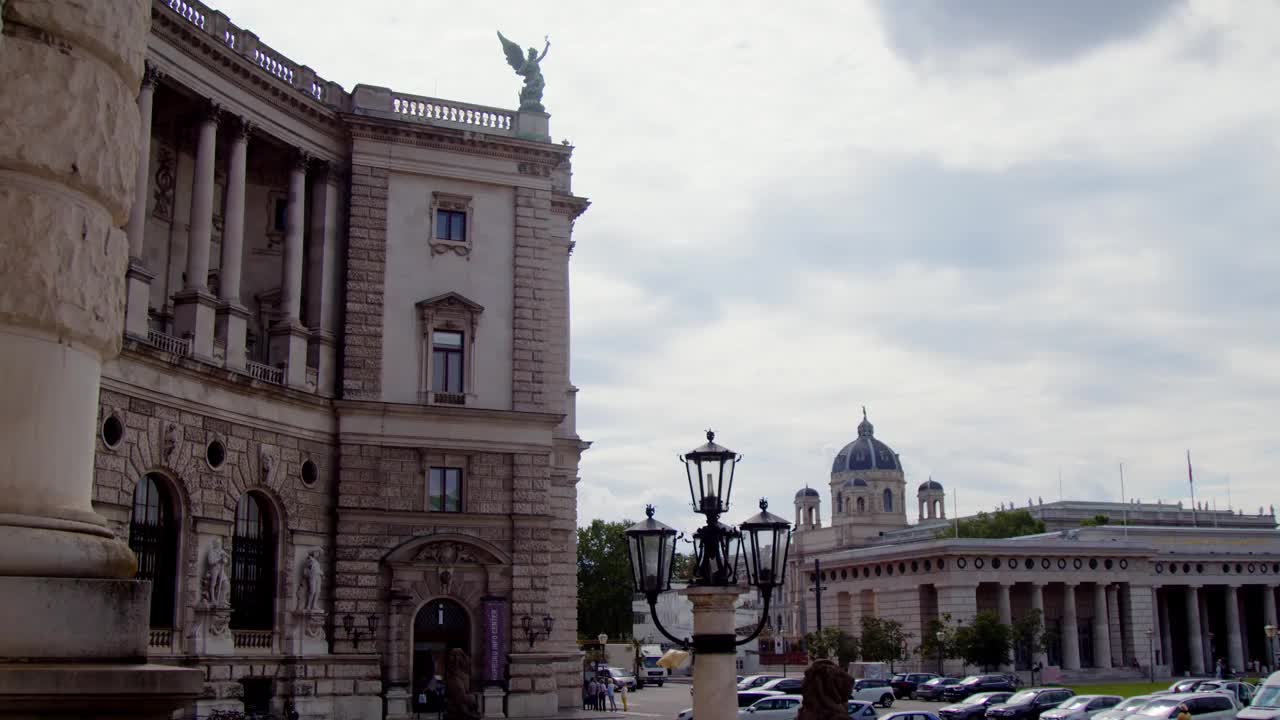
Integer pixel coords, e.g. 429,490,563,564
1065,679,1267,698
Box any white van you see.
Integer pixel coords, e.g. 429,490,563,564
1240,671,1280,720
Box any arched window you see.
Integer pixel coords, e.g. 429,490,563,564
856,497,865,513
231,494,276,630
128,473,177,628
836,493,843,513
882,489,894,512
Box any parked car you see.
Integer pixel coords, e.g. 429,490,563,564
679,690,785,720
849,701,879,720
944,676,1018,703
852,678,898,708
1132,693,1239,720
757,678,805,695
985,688,1076,720
1039,695,1123,720
1092,695,1156,720
883,712,943,720
893,673,942,699
740,694,803,720
1160,680,1218,696
1240,671,1280,720
598,666,638,691
940,692,1015,720
739,675,786,691
1196,680,1256,706
918,678,964,701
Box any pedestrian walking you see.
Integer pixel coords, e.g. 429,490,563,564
587,678,598,711
606,679,617,711
620,683,628,712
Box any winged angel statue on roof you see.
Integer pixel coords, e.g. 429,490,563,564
497,31,550,112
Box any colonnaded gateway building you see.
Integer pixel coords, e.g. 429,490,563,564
782,412,1280,680
90,1,589,717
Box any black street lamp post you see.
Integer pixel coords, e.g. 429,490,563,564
624,432,791,720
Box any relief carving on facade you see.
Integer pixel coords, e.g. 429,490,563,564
259,444,276,485
152,145,175,221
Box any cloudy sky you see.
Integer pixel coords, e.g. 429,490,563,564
215,0,1280,536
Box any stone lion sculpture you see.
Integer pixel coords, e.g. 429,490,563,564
797,659,854,720
445,647,482,720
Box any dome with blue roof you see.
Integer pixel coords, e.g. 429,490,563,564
830,408,900,473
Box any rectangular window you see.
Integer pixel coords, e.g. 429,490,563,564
431,330,464,394
428,467,462,513
273,197,288,232
436,209,466,242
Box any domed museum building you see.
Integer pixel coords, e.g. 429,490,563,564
780,411,1280,680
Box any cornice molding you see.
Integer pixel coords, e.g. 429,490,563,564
344,114,570,170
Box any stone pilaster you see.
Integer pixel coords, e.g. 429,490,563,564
1092,583,1112,668
1158,587,1172,666
309,165,342,395
511,187,553,412
0,0,201,713
1226,584,1245,673
341,165,388,399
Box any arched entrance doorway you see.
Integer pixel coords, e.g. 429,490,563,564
413,598,470,713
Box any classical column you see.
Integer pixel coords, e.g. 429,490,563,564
307,164,341,395
1151,587,1165,666
0,0,202,713
172,101,220,359
1062,583,1081,670
124,62,160,339
1158,587,1172,667
270,151,310,387
1030,583,1049,667
1186,585,1206,674
998,582,1013,670
1264,585,1278,636
214,119,251,371
1225,585,1245,674
1093,583,1113,668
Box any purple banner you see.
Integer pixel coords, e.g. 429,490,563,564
481,597,508,685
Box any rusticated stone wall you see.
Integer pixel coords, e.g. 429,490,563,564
511,187,553,413
341,164,389,400
335,445,512,515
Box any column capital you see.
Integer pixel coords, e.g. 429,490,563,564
141,62,163,88
1063,581,1079,588
200,100,223,126
292,149,312,171
233,118,256,141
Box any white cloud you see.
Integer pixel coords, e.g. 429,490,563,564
206,0,1280,532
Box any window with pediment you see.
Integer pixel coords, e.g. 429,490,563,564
416,293,484,406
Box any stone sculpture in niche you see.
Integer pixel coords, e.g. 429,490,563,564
163,423,181,466
259,445,274,484
203,537,232,608
498,32,550,112
299,548,324,611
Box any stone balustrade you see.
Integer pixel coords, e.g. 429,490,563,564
157,0,341,108
245,359,284,385
147,329,192,357
232,629,273,650
351,85,520,137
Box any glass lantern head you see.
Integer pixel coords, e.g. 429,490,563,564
624,506,677,595
738,499,791,593
681,430,740,517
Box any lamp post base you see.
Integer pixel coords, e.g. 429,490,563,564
685,586,742,720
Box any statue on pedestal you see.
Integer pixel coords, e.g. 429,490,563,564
299,548,324,611
498,32,550,112
203,537,231,608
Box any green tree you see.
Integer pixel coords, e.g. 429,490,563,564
953,611,1012,671
577,519,635,640
938,509,1047,539
860,616,910,671
805,627,860,667
671,552,696,583
1011,608,1045,663
1079,515,1110,527
916,615,957,673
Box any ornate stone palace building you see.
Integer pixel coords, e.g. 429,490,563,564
90,1,589,717
783,412,1280,680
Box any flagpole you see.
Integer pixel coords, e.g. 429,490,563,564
1058,467,1063,503
1226,475,1232,512
1187,450,1198,528
953,488,959,538
1120,462,1128,538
